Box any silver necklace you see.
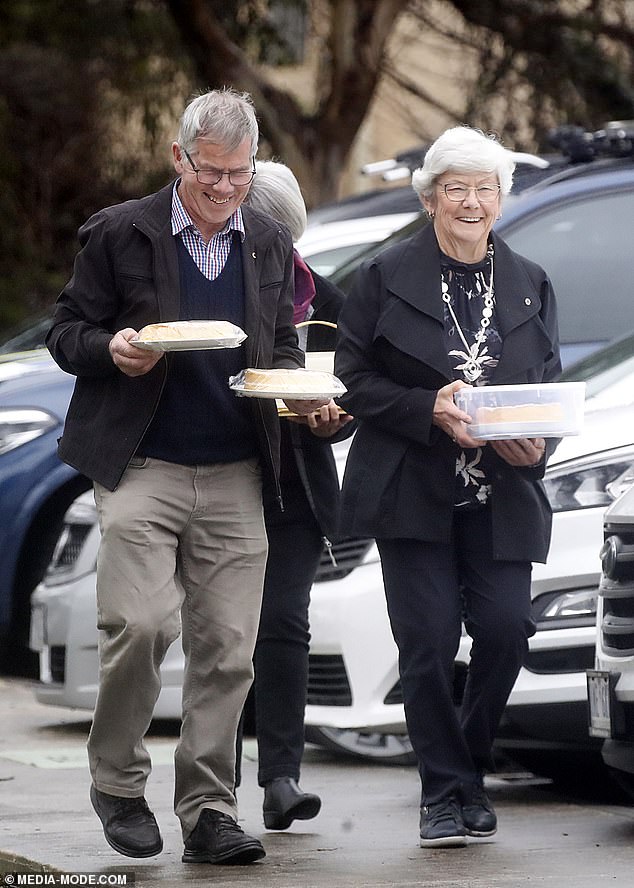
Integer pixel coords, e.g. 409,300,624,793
441,246,495,383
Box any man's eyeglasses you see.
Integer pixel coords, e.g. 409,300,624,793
439,183,501,202
181,147,256,187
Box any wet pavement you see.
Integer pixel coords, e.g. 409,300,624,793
2,676,634,887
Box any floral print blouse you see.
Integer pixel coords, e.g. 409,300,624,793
440,248,502,510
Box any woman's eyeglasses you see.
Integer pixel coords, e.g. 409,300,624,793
439,183,501,202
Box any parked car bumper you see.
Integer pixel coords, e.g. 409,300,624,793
305,505,603,750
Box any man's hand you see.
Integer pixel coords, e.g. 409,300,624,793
109,329,164,377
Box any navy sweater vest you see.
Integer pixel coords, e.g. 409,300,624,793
138,235,258,464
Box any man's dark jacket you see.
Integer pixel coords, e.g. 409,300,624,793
335,224,562,564
46,181,303,494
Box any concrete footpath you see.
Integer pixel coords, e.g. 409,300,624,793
2,676,634,887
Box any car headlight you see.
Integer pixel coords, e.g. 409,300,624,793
532,587,598,626
543,448,634,512
0,407,58,455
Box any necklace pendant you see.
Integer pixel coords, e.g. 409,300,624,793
463,362,482,383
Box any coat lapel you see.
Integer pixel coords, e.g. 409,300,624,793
488,234,553,381
133,182,181,322
240,206,289,368
374,226,554,384
378,225,453,379
240,209,262,367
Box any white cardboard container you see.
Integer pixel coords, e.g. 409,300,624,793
454,381,586,440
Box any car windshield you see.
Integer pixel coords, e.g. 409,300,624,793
329,195,522,292
561,331,634,407
329,216,426,291
0,314,51,355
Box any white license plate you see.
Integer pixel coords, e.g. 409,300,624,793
587,670,613,738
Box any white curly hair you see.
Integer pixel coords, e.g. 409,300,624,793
412,126,515,198
246,160,307,243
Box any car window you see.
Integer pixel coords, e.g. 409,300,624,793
305,242,384,278
330,217,427,291
0,314,51,354
562,332,634,407
502,190,634,345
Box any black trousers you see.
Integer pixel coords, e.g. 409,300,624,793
377,506,536,805
254,494,323,786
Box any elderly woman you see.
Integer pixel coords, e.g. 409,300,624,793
335,126,561,847
241,160,353,830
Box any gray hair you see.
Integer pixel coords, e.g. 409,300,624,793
246,160,307,243
178,87,259,157
412,126,515,198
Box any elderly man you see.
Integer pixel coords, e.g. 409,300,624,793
47,87,327,866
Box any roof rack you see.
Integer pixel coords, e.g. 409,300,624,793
362,143,548,182
548,121,634,163
363,121,634,183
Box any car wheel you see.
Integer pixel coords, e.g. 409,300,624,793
607,767,634,804
305,725,417,766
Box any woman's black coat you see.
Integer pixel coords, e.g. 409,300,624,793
334,224,562,563
264,269,353,543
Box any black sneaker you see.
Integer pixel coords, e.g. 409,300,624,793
419,796,467,848
90,785,163,858
182,809,266,865
461,774,498,837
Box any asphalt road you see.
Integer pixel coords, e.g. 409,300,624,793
1,676,634,887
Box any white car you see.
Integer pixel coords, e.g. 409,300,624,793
304,395,634,768
30,333,634,776
296,211,419,278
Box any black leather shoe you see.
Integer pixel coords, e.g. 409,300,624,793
182,809,265,865
90,785,163,858
263,777,322,830
419,796,468,848
461,775,498,837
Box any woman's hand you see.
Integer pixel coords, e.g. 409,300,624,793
286,400,354,437
490,437,546,466
283,397,331,416
432,380,483,447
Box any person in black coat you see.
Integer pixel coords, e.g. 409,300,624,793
244,160,354,829
335,126,562,848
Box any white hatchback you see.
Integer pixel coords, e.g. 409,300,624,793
296,212,419,278
30,333,634,774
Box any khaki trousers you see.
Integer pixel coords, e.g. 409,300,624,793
88,456,268,838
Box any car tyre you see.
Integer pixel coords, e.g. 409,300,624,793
305,725,417,766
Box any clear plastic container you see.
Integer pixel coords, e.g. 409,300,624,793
454,382,586,440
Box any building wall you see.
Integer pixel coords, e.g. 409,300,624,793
264,1,477,200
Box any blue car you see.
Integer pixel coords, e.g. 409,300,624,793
3,132,634,674
0,351,90,674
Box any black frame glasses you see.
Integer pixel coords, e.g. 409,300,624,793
181,147,256,187
440,183,501,202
